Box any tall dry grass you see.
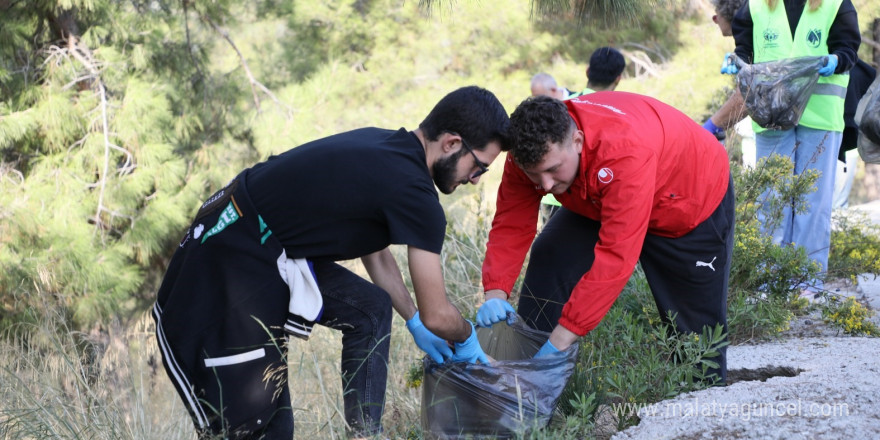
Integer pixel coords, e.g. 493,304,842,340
0,187,495,440
0,294,435,439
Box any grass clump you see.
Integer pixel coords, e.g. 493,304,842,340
548,272,728,437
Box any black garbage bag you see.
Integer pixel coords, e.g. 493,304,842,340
736,56,825,130
855,72,880,163
420,315,579,440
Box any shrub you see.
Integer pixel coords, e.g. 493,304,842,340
828,212,880,285
822,296,880,336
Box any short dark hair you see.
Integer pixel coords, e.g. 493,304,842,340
508,96,573,168
587,47,626,87
419,86,512,152
711,0,747,22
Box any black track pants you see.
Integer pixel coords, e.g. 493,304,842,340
518,177,735,383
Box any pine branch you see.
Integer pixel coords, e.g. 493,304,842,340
181,0,205,82
203,16,293,119
619,48,661,79
64,36,115,240
1,163,24,185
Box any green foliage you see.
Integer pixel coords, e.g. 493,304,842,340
729,156,821,297
821,296,880,336
0,0,269,332
532,1,681,66
1,0,880,437
828,212,880,284
727,292,797,343
552,280,726,436
723,156,827,343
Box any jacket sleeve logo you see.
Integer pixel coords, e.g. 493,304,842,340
598,167,614,184
201,199,242,244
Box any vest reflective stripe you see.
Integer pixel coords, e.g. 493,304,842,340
749,0,847,132
813,82,847,98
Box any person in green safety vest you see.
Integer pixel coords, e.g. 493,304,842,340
730,0,861,299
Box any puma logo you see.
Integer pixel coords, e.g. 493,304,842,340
696,256,717,271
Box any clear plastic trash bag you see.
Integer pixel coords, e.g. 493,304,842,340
855,72,880,163
736,55,825,130
420,314,579,439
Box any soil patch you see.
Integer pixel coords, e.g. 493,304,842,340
726,365,803,385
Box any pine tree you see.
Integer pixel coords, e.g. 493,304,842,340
0,0,261,331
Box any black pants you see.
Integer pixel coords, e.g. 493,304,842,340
518,177,734,383
154,173,391,439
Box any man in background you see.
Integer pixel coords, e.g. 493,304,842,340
530,72,570,99
569,46,626,98
703,0,756,164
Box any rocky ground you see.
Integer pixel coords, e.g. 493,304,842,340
611,202,880,439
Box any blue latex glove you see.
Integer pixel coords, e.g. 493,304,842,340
534,339,562,359
702,119,723,136
818,54,838,77
406,311,453,364
720,53,739,75
450,321,490,364
476,298,515,327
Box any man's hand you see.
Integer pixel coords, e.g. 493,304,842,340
406,311,453,363
720,53,739,75
534,339,562,358
476,297,514,327
818,54,838,77
450,321,489,364
702,119,725,140
533,324,579,359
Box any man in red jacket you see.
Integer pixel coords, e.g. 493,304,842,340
477,93,734,383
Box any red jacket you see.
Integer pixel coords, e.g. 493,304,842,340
482,92,730,336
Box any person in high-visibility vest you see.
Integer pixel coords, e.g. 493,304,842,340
731,0,861,298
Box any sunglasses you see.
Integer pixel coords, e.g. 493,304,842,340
458,135,489,179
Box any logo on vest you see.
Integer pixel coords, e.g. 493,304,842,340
762,28,779,48
806,28,822,48
598,168,614,184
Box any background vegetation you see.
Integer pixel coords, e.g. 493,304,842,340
2,0,880,438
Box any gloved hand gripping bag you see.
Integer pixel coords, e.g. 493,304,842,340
736,56,825,130
420,314,579,439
